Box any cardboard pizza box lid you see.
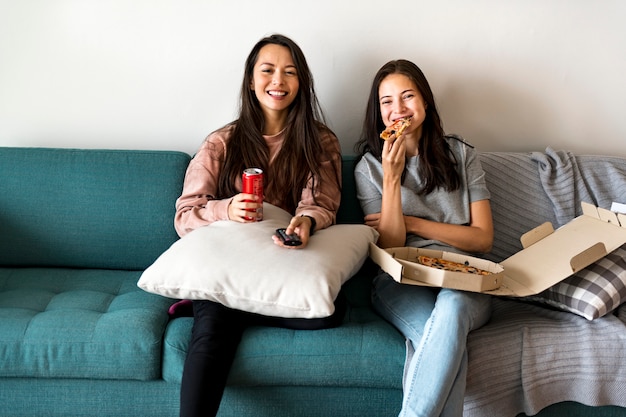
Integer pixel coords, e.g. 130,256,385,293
369,202,626,296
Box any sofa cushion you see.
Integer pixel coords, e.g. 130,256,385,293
0,268,172,380
138,203,378,319
163,312,404,387
161,264,405,387
523,243,626,320
0,147,190,270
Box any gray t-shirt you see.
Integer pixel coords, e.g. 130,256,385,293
354,136,491,251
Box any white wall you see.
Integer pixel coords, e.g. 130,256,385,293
1,0,625,157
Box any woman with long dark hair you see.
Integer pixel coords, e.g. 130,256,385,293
354,59,494,416
175,34,343,417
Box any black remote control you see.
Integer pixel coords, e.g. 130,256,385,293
275,228,302,246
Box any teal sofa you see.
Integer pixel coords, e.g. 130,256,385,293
1,146,625,417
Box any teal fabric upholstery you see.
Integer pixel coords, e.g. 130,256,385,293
0,147,188,383
336,155,364,224
0,268,172,380
0,378,401,417
1,147,625,417
161,263,405,386
0,147,190,270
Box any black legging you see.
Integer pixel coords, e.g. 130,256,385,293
179,295,346,417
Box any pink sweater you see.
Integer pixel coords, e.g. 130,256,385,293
174,124,342,237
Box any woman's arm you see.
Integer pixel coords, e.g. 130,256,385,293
376,136,409,248
404,199,493,253
273,129,342,249
174,133,232,237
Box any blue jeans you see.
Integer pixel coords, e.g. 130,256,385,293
372,272,492,417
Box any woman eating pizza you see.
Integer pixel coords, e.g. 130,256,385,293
353,59,494,417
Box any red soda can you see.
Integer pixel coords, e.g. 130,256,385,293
242,168,263,221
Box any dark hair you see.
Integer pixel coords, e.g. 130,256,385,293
216,34,337,213
354,59,460,194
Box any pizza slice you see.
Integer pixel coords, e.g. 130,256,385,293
380,117,412,141
417,255,492,275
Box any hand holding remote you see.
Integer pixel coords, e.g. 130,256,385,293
275,228,303,247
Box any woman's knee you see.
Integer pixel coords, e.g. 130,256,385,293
190,301,244,348
435,290,492,328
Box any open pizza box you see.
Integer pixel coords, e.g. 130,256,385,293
369,202,626,296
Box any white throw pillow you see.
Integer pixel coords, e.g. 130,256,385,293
138,203,378,318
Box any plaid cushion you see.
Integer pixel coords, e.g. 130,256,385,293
525,244,626,320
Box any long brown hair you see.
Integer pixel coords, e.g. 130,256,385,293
216,34,336,213
354,59,460,194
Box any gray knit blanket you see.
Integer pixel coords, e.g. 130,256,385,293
532,147,626,226
462,149,626,416
479,148,626,263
